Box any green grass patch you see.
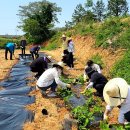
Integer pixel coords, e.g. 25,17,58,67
110,50,130,84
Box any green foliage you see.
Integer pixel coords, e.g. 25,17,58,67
72,90,103,130
18,0,61,43
107,0,128,16
91,53,104,68
100,121,110,130
0,37,20,48
92,0,106,21
95,18,126,48
110,50,130,84
72,4,86,24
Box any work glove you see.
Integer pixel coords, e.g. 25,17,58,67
83,74,87,82
103,114,108,121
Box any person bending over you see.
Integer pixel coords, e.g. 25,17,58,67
103,78,130,124
36,62,71,97
30,56,51,79
81,67,108,97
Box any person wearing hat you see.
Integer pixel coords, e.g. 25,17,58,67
62,34,68,53
81,67,108,96
30,56,51,79
103,78,130,124
36,62,71,97
5,42,17,60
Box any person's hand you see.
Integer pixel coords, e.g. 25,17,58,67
103,114,108,121
66,84,71,88
80,89,86,94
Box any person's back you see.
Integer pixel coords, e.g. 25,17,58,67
90,71,107,86
90,71,108,96
30,57,48,69
6,42,15,52
30,57,48,79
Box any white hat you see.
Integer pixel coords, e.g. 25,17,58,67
62,34,66,38
47,56,52,59
53,62,64,68
103,78,129,107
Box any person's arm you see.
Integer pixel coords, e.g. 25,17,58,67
81,82,93,93
53,70,69,89
103,105,113,120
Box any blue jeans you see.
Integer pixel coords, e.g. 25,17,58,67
38,80,57,92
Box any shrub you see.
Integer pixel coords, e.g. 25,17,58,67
111,50,130,84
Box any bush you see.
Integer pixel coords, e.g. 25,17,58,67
111,50,130,84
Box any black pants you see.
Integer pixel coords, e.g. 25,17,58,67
30,67,44,78
21,47,25,57
30,51,39,60
124,111,130,122
94,84,105,96
5,47,13,60
68,52,74,68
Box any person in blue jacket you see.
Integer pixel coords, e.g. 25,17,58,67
5,42,16,60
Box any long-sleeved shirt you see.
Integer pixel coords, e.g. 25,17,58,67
30,57,48,70
106,86,130,123
20,40,27,47
36,67,67,88
68,41,74,53
6,42,15,52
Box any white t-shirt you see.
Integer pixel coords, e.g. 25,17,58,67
106,86,130,123
36,68,67,88
91,64,102,73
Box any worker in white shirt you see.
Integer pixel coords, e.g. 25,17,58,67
103,78,130,124
36,62,71,97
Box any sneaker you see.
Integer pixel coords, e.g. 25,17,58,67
47,92,57,97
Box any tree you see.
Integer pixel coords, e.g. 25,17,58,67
85,0,93,9
93,0,106,21
107,0,128,16
18,0,61,43
72,4,86,24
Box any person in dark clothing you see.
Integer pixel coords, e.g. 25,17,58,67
62,50,70,67
81,67,108,96
30,56,51,79
5,42,16,60
20,39,27,57
30,45,40,60
67,37,74,69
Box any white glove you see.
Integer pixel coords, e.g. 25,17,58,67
83,74,87,82
103,114,108,120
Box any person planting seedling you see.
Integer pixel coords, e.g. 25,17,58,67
81,67,108,97
36,62,71,97
103,78,130,124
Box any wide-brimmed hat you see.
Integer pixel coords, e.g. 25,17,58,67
103,78,129,107
62,34,66,38
53,62,64,68
85,67,95,75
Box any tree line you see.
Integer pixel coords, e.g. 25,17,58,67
17,0,129,43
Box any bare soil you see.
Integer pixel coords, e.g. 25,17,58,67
0,35,124,129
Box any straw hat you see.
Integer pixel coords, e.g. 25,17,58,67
103,78,129,107
53,62,64,68
62,34,66,38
